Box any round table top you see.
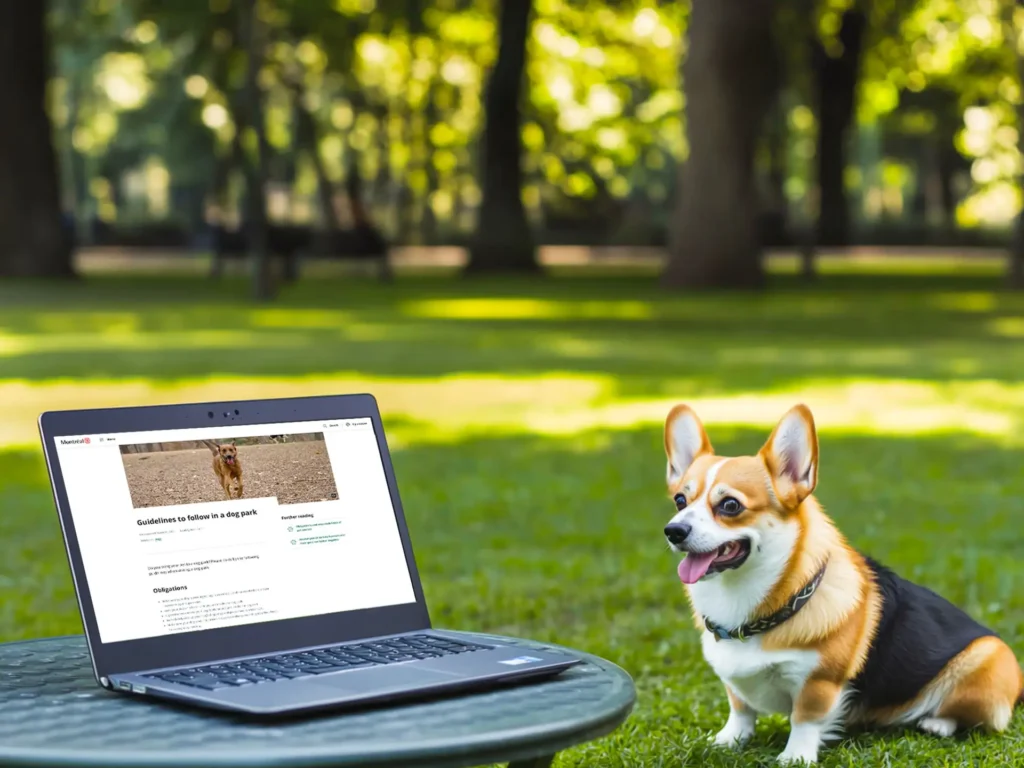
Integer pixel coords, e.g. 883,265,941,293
0,633,635,768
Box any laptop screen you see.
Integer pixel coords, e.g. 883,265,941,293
54,419,417,644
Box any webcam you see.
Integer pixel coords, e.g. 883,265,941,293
208,409,241,419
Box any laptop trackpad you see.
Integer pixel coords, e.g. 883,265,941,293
311,665,460,695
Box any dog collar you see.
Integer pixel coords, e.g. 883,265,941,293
704,560,828,642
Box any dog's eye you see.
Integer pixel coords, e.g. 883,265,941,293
717,497,744,517
673,494,687,510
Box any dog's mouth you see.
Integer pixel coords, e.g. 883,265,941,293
677,539,752,584
223,455,235,464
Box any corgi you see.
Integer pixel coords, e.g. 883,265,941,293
662,403,1023,764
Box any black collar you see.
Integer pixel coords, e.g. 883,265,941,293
704,560,829,642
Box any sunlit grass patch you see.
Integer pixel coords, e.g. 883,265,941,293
3,272,1024,450
769,251,1007,277
0,373,610,447
927,291,1000,313
0,329,311,357
402,297,654,320
512,378,1024,442
989,317,1024,338
4,374,1023,450
248,308,357,328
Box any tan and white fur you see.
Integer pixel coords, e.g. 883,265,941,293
211,441,243,499
663,403,1023,764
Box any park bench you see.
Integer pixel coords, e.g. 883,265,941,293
208,222,392,282
62,207,392,283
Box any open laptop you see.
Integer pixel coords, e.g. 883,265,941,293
38,394,578,716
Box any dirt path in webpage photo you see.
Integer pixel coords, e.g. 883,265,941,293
122,442,339,509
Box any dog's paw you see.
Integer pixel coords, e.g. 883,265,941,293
918,717,957,738
712,728,749,748
775,749,817,766
712,715,755,748
776,721,821,764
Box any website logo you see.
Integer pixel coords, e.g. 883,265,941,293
59,437,92,446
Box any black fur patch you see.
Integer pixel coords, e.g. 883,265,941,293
849,556,996,710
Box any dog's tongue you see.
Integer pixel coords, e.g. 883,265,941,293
678,551,717,584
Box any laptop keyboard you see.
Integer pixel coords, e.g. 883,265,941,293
143,635,490,691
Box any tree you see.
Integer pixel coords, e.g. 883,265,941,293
0,0,73,278
465,0,538,274
237,0,274,301
289,83,342,231
813,8,867,249
1011,0,1024,289
662,0,779,289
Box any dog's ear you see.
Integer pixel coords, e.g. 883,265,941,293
760,404,818,507
664,404,713,486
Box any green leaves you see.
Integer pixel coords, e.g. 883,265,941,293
43,0,1024,239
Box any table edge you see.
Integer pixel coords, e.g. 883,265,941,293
0,633,637,768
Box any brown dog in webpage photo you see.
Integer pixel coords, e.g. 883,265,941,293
119,433,338,509
661,403,1023,765
209,441,243,499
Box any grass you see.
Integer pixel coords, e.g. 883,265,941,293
2,263,1024,766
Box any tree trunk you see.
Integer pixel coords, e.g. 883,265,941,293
206,26,238,279
372,109,392,233
766,105,787,229
238,0,274,300
663,0,779,289
345,154,371,229
293,95,341,231
1010,0,1024,289
1011,207,1024,290
421,85,440,244
64,69,86,240
936,140,958,226
813,10,866,248
209,132,246,279
465,0,537,274
0,0,73,277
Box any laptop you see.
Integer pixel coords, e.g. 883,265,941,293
38,393,579,716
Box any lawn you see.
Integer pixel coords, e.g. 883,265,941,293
2,263,1024,766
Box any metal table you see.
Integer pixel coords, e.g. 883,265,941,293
0,634,635,768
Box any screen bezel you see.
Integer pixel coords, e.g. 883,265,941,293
38,393,431,677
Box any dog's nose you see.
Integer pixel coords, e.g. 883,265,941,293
664,522,692,546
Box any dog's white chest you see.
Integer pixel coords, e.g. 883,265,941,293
701,632,819,714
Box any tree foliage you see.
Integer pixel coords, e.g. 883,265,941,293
29,0,1024,263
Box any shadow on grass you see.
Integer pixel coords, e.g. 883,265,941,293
1,274,1024,400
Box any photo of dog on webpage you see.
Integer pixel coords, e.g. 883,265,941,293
119,432,339,508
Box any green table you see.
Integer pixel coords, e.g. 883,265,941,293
0,634,635,768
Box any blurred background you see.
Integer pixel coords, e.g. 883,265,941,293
2,0,1024,765
3,0,1024,286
